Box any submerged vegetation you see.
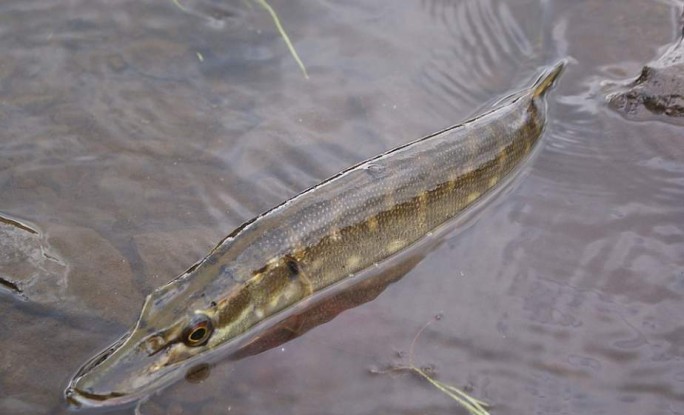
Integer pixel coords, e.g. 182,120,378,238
373,316,491,415
171,0,308,78
251,0,308,79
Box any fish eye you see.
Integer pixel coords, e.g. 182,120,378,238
183,314,214,347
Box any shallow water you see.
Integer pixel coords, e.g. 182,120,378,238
1,0,683,414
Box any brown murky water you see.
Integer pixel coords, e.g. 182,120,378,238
1,0,684,414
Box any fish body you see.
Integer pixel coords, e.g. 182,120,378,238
66,62,564,408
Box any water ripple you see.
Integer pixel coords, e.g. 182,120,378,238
418,0,541,115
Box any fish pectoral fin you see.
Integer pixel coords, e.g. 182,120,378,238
298,273,315,297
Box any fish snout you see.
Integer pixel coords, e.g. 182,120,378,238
65,385,128,409
65,332,147,408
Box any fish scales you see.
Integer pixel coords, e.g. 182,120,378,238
216,104,539,303
204,108,538,342
65,62,564,407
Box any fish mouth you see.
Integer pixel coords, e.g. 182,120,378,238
65,330,195,409
65,333,140,409
65,386,132,409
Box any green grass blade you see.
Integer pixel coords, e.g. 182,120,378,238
169,0,309,79
252,0,309,79
414,368,491,415
170,0,190,13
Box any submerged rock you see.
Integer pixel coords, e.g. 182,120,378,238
607,18,684,121
0,216,66,302
48,224,142,323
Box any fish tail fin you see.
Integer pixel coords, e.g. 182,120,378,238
532,60,566,99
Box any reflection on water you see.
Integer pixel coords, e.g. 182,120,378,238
1,0,683,414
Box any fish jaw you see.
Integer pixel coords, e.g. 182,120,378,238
64,288,213,408
65,331,184,408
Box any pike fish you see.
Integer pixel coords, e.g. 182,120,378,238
66,61,564,408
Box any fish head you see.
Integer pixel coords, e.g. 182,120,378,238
65,270,225,408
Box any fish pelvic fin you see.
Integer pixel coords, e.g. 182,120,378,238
532,60,566,99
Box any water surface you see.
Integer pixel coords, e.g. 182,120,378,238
1,0,683,414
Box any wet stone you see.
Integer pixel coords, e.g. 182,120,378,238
607,23,684,122
0,217,66,302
